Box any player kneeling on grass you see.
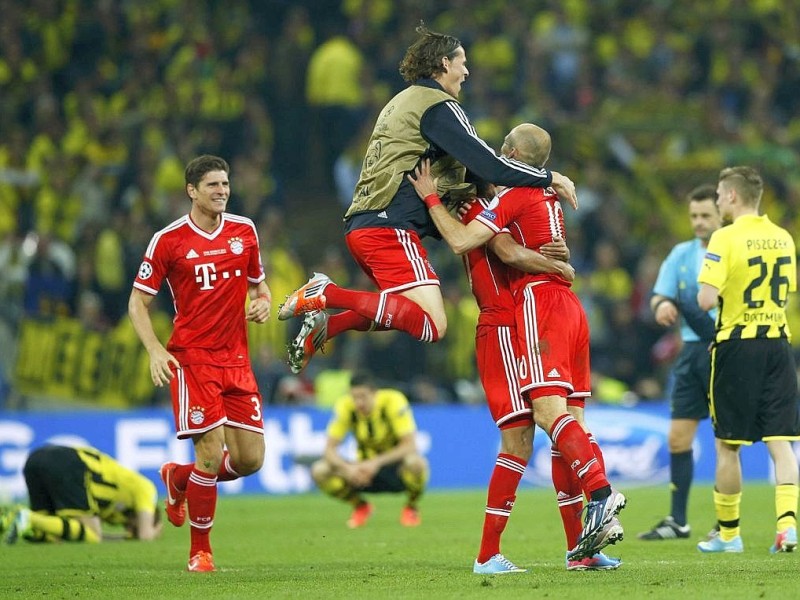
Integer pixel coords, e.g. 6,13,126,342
1,444,162,544
311,371,429,528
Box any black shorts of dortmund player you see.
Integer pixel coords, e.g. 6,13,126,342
23,445,91,514
710,338,800,443
670,341,711,420
356,462,405,494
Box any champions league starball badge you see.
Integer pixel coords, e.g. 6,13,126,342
138,261,153,279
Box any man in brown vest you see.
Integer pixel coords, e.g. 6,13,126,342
279,24,577,375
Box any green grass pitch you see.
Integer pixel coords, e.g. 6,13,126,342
3,484,797,599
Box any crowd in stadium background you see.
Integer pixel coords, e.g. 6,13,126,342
1,0,799,409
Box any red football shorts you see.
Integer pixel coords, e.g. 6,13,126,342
169,363,264,439
515,282,591,406
476,324,532,427
345,227,440,293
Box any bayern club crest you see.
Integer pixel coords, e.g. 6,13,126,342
229,237,244,255
189,405,206,425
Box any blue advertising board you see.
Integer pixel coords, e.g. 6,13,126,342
0,402,781,501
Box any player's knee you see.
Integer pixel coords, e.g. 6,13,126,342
500,422,534,460
667,438,691,454
668,429,694,453
532,412,556,434
402,453,428,476
566,405,585,428
310,459,333,484
235,454,264,476
531,395,567,433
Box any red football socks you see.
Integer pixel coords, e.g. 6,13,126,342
588,432,606,473
216,451,241,482
187,467,218,556
477,453,526,563
327,310,373,339
549,414,609,495
551,445,584,548
323,284,439,342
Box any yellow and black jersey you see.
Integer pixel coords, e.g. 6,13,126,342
75,447,157,525
25,445,157,524
327,390,417,460
699,214,796,342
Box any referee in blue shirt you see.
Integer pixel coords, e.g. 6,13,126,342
639,184,721,540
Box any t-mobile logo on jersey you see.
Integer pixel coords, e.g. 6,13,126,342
195,263,218,290
194,262,243,290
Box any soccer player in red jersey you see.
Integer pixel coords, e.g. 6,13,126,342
128,155,272,572
277,25,578,374
460,197,618,572
408,124,626,567
457,197,579,573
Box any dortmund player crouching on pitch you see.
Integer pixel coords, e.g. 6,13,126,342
1,444,162,544
311,371,429,528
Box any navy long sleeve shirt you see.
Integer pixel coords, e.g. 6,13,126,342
345,80,552,239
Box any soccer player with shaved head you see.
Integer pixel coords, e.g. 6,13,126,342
277,24,577,376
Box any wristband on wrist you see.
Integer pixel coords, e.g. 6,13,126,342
258,293,270,302
423,193,442,209
652,297,674,313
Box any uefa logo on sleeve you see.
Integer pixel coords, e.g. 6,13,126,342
138,261,153,280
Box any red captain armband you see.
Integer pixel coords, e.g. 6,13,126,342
423,193,443,209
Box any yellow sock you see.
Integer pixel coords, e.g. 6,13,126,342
318,475,360,505
713,490,742,541
30,513,100,543
400,465,429,508
775,484,798,532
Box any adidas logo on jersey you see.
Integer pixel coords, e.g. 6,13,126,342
547,368,561,378
186,249,199,259
377,211,388,219
556,491,570,500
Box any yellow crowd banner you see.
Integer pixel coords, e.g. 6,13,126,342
13,315,171,407
13,311,290,407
